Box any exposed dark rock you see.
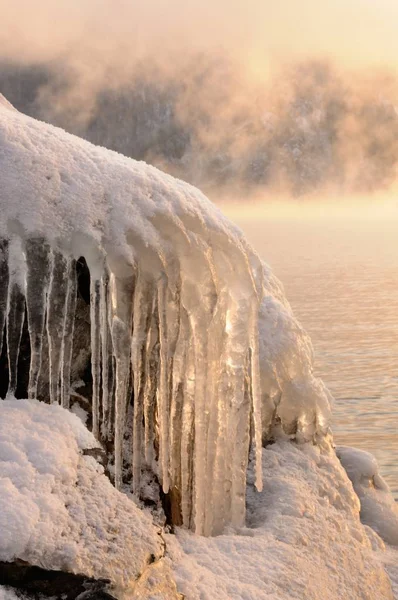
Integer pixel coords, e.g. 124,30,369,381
82,446,108,466
0,560,117,599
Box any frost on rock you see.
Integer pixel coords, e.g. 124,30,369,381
0,95,331,535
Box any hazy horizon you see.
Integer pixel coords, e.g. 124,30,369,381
1,0,397,202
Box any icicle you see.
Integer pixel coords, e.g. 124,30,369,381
47,252,69,404
230,353,251,528
6,282,25,395
100,270,113,438
224,298,252,529
111,274,135,490
169,290,185,490
131,274,153,493
143,294,160,470
61,259,77,409
249,300,264,492
157,274,171,493
90,277,101,439
179,244,217,535
203,249,233,535
25,238,51,399
191,322,210,536
0,239,9,357
203,306,226,535
180,320,195,528
6,236,26,396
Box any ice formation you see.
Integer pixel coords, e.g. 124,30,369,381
0,94,330,535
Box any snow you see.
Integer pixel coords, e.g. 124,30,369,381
167,440,394,600
0,95,331,535
0,398,163,594
2,423,396,600
0,589,23,600
337,446,398,546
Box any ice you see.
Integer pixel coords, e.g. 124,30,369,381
131,273,154,493
25,238,51,399
99,270,112,435
143,293,160,470
0,239,9,357
61,259,77,409
111,275,135,490
90,277,101,439
0,97,332,534
47,252,69,404
157,274,171,494
6,237,26,396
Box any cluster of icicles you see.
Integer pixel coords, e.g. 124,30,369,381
0,231,264,536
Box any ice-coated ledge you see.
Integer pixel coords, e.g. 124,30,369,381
0,96,331,536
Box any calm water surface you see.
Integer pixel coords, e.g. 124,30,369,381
232,211,398,496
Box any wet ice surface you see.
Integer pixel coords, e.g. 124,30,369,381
231,211,398,497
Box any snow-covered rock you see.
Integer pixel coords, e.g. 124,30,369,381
337,446,398,547
168,441,394,600
0,398,163,595
0,94,331,535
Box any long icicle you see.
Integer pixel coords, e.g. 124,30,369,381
47,252,69,404
6,282,25,396
249,298,264,492
25,237,51,399
157,274,170,493
131,274,153,493
111,274,135,490
90,277,102,439
0,239,9,357
180,315,195,529
143,294,160,470
100,270,111,437
6,236,26,397
169,290,185,492
230,351,251,527
61,259,77,409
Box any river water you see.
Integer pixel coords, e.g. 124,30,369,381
229,206,398,496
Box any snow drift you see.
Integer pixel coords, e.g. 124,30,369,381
168,441,394,600
0,94,330,535
337,446,398,547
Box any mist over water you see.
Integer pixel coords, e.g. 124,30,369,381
0,0,398,198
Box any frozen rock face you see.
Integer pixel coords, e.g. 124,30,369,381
0,95,331,535
0,399,164,597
